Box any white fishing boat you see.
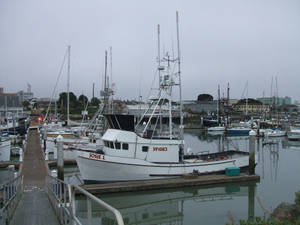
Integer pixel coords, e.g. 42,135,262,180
76,14,254,183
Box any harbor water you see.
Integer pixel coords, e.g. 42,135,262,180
69,130,300,225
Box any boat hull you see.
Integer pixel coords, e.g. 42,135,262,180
0,140,11,161
76,151,251,183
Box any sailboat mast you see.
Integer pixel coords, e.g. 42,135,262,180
104,50,108,113
157,24,161,84
67,45,71,126
176,11,183,140
217,85,220,125
110,46,113,113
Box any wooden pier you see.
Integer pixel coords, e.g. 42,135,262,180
82,173,260,195
9,129,59,225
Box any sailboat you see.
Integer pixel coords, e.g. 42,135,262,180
207,85,225,135
76,13,254,183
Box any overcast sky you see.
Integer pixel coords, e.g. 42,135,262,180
1,0,300,102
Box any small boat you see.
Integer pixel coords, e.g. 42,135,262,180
265,129,286,137
287,130,300,141
11,146,22,156
207,126,225,135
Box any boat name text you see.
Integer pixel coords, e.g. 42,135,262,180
153,147,167,151
89,153,105,160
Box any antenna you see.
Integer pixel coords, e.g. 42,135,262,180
176,11,183,141
217,85,220,124
157,24,161,87
67,45,71,126
110,46,114,113
227,82,230,106
92,83,95,99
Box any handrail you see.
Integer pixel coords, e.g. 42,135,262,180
0,174,23,225
73,185,124,225
45,175,124,225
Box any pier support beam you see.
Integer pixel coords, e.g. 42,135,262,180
249,130,256,175
57,135,64,182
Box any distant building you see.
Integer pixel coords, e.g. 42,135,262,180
277,104,298,114
37,98,58,109
233,98,269,114
18,83,34,102
183,100,218,115
257,96,292,106
0,88,23,116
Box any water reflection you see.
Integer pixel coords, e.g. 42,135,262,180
61,129,300,225
184,129,249,154
75,183,256,225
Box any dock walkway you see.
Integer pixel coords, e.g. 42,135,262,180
10,130,59,225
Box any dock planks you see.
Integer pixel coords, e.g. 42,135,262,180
10,130,59,225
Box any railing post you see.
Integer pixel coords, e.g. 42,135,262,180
87,197,92,225
67,184,76,225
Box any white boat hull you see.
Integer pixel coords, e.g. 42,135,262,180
0,140,11,162
76,151,252,183
287,132,300,141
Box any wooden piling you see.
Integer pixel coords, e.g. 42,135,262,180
56,135,64,182
249,130,256,175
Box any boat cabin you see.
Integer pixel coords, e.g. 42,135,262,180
102,129,182,163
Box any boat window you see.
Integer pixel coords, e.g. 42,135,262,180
122,143,129,150
115,142,121,150
109,141,114,149
104,141,109,147
142,146,148,152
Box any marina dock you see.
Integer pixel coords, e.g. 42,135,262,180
82,173,260,195
9,130,59,225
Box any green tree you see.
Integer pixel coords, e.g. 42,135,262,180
78,94,88,107
22,100,30,110
90,97,100,106
197,94,213,101
58,92,78,108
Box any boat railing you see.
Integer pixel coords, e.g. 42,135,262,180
45,175,124,225
0,174,23,225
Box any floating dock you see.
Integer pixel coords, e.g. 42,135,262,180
82,173,260,195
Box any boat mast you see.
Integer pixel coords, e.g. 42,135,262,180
103,50,108,113
217,85,220,125
157,24,164,134
176,11,184,141
67,45,71,126
110,46,113,114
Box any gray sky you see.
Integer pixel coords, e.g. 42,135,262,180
1,0,300,102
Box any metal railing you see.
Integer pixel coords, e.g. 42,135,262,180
0,175,23,225
45,175,124,225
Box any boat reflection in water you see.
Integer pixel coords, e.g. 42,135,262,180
74,183,256,225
